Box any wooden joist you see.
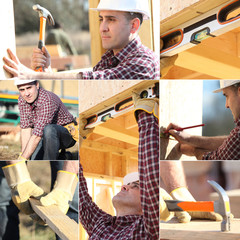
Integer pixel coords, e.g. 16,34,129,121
160,218,240,240
29,198,78,240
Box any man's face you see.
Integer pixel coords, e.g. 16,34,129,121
18,82,39,104
112,181,142,215
223,86,240,121
99,11,133,55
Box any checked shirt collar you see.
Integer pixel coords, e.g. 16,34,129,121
99,36,142,68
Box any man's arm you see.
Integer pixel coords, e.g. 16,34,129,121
166,123,227,150
63,160,78,174
137,111,159,239
160,161,186,192
21,134,42,160
21,128,32,152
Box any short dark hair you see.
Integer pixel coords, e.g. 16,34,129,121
230,82,240,94
125,12,143,25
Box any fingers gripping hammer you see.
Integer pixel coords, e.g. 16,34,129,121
33,4,55,71
165,180,231,232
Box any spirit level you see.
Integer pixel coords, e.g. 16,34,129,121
85,83,159,129
161,0,240,57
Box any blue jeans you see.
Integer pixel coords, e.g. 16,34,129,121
31,124,76,160
0,164,20,240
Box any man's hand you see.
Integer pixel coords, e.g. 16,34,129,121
40,171,78,214
165,123,191,144
160,188,174,222
3,48,34,78
31,47,52,71
132,92,159,121
79,117,94,146
2,161,45,215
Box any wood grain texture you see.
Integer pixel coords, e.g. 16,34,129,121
160,80,203,160
29,198,78,240
160,218,240,240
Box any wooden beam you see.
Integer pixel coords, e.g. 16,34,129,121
81,140,138,159
29,198,78,240
160,218,240,240
93,121,139,145
175,44,240,79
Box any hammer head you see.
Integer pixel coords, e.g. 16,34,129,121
33,4,55,26
208,180,231,232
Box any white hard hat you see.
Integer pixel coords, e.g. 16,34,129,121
213,80,240,93
123,172,139,185
90,0,150,20
14,79,37,86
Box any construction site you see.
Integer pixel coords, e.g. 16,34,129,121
1,0,240,239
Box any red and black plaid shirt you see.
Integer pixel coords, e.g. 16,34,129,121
203,118,240,160
79,112,159,239
81,37,160,79
18,87,74,137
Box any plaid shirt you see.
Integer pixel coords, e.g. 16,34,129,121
203,118,240,160
81,37,160,79
19,87,74,137
79,112,159,239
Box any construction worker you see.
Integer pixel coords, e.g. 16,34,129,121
1,160,78,240
14,79,78,160
3,0,159,80
79,92,159,239
165,80,240,160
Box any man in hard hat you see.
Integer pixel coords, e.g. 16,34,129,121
165,80,240,160
3,0,159,80
78,92,159,239
14,79,78,160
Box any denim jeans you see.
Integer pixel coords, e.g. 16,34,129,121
31,124,76,160
0,165,20,240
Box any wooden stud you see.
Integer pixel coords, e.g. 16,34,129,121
29,198,78,240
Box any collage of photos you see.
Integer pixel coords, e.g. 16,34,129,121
0,0,240,240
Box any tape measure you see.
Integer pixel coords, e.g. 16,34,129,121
85,83,159,129
161,0,240,57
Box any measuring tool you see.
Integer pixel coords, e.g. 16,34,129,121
85,83,159,129
161,0,240,57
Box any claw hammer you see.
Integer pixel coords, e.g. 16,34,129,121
32,4,55,71
165,180,231,232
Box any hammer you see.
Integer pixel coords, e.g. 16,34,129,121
32,4,55,71
165,180,231,232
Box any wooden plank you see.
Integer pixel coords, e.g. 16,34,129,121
160,80,203,160
81,139,138,159
0,0,15,79
174,44,240,79
160,218,240,240
79,80,157,116
94,120,139,145
29,198,78,240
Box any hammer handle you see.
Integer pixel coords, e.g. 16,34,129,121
165,200,214,212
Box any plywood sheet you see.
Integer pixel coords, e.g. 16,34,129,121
0,0,16,79
160,218,240,240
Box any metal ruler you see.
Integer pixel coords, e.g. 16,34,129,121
161,0,240,57
85,82,159,129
